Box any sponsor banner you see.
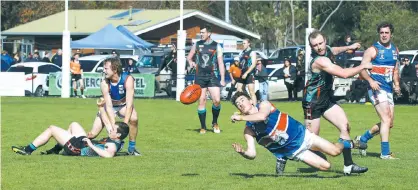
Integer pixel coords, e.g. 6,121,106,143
0,72,25,96
223,40,238,52
48,72,155,97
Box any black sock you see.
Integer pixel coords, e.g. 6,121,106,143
343,148,354,166
24,143,37,153
80,88,84,95
212,104,221,124
74,90,78,96
197,109,206,129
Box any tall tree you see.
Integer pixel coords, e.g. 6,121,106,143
354,2,418,50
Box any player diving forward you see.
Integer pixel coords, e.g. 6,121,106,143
230,92,368,175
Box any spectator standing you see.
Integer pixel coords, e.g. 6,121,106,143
255,56,269,102
282,58,298,101
52,49,63,67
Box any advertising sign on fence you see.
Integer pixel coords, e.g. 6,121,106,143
49,72,155,97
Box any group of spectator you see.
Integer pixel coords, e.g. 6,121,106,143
1,49,64,71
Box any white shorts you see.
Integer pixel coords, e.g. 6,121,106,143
97,104,126,119
368,89,394,106
288,130,314,161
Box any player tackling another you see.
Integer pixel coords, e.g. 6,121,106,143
353,22,400,159
88,57,141,156
12,98,129,157
230,92,368,175
187,24,225,134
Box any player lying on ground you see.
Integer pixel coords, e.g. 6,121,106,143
11,99,129,158
230,92,368,175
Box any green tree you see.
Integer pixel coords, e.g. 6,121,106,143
354,2,418,50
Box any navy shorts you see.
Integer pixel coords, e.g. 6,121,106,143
195,75,221,88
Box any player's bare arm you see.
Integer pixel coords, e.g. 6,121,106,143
315,56,371,78
216,44,226,86
123,76,135,124
101,80,116,130
242,52,257,79
331,42,361,55
187,44,196,70
232,127,257,160
83,138,117,158
231,101,271,122
360,47,381,90
393,60,401,94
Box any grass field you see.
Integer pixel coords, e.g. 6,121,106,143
1,97,418,189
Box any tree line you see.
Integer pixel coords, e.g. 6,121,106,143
1,1,417,51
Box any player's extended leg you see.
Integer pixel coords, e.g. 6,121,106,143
88,115,105,139
78,79,86,98
122,107,139,154
42,122,88,155
375,102,396,159
304,118,321,135
68,122,87,137
197,88,208,134
208,86,221,133
236,82,244,92
323,104,368,175
309,134,343,157
247,83,257,104
12,125,73,155
299,150,331,171
72,80,78,97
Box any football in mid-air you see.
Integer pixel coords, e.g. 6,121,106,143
180,84,202,105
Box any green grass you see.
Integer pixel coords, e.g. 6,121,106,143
1,97,418,189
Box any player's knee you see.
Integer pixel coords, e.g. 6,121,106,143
320,162,331,171
381,115,391,124
130,116,138,124
69,122,80,127
330,147,342,156
48,125,57,131
213,100,221,106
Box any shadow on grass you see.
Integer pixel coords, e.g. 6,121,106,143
230,172,344,179
185,129,217,133
365,152,381,158
352,151,381,158
181,173,200,177
116,152,130,156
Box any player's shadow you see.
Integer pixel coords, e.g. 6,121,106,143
181,173,200,177
185,129,220,133
229,173,278,178
364,152,381,158
230,172,343,179
352,151,381,158
297,167,320,173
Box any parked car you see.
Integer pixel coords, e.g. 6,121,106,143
7,62,61,96
253,50,269,60
136,52,175,96
399,50,418,65
78,55,139,73
333,56,362,98
266,45,305,65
